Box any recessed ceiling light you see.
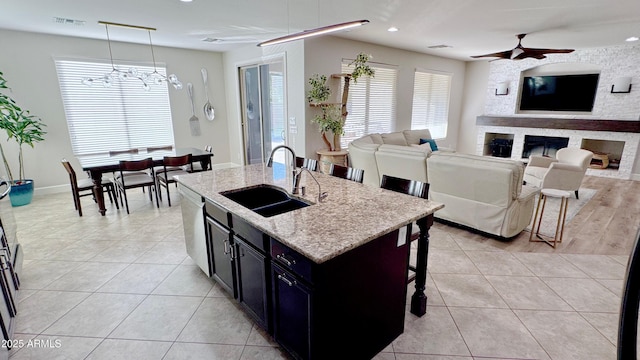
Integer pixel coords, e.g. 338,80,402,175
387,27,399,32
180,0,193,2
626,36,639,42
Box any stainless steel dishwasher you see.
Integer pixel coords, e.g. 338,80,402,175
178,183,210,276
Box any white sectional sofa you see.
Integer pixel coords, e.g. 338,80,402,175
348,131,539,238
348,129,446,187
427,152,538,238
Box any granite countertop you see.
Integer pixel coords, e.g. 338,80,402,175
176,163,444,264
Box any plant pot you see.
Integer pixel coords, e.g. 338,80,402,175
9,180,34,207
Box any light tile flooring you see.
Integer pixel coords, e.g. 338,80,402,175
10,189,628,359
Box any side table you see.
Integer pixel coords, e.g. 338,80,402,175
316,149,348,174
529,188,571,248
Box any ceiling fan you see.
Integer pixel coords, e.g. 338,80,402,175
471,33,574,60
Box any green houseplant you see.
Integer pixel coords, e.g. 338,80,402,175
0,70,46,206
307,53,375,152
307,74,343,150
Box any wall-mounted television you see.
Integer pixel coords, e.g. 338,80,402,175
519,74,600,112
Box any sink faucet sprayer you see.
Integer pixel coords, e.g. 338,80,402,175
267,145,328,202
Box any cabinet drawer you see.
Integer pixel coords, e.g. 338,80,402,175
205,200,229,227
230,215,268,252
271,239,314,284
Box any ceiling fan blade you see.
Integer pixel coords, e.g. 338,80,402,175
523,47,575,55
470,50,512,59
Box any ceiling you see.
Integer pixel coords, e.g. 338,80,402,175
2,0,640,61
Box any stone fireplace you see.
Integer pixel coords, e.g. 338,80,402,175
477,116,640,179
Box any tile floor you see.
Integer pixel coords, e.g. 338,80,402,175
9,190,627,359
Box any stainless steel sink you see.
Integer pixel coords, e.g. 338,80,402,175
221,184,310,217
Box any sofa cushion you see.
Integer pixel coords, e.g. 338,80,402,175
379,144,431,156
381,132,408,146
410,143,434,154
429,153,524,200
403,129,432,145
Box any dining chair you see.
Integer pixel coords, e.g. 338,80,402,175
295,157,319,172
328,163,364,183
61,159,117,216
380,174,429,283
186,145,213,172
113,158,159,214
157,154,192,206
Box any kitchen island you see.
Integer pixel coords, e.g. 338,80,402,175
176,164,443,360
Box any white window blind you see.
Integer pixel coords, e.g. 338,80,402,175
340,62,397,148
411,70,452,139
55,59,175,156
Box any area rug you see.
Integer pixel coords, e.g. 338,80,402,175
526,188,598,238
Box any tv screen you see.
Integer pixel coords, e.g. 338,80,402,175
519,74,599,112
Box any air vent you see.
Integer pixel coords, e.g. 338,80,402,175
202,38,221,43
428,44,452,49
53,17,86,26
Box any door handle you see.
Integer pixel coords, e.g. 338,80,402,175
278,274,296,287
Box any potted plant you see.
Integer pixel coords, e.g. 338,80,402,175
0,70,46,206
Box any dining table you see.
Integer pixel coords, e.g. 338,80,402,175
78,147,214,215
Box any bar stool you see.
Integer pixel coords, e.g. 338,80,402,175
529,188,570,248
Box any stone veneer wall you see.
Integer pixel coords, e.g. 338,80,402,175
484,44,640,120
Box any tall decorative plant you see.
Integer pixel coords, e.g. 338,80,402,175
307,74,343,150
306,53,375,151
0,70,46,184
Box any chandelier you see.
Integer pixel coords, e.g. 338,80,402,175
82,21,182,91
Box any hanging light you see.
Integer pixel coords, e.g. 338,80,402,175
257,19,369,47
82,21,182,91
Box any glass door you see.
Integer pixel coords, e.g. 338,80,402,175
239,59,286,165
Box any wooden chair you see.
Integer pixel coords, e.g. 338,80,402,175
61,159,117,216
295,156,319,172
380,175,429,283
157,154,192,206
187,145,213,172
329,163,364,183
113,158,159,214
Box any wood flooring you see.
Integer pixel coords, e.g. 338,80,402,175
433,175,640,256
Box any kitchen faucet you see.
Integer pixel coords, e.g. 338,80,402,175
267,145,328,202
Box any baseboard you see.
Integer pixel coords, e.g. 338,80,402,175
631,173,640,181
34,184,69,196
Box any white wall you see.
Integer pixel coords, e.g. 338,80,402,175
458,61,490,155
0,29,229,193
302,36,467,158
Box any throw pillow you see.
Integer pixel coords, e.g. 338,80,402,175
419,138,438,151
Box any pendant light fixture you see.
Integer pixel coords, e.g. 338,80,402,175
82,21,182,91
257,19,369,47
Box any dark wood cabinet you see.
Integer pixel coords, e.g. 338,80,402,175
271,263,313,360
205,216,236,298
202,200,411,360
235,235,270,330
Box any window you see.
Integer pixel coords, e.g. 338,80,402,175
340,61,398,148
411,70,452,139
55,59,175,156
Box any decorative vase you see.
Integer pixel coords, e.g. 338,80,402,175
9,180,34,207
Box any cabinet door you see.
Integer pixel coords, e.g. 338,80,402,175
235,236,270,331
206,217,236,298
271,263,312,360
